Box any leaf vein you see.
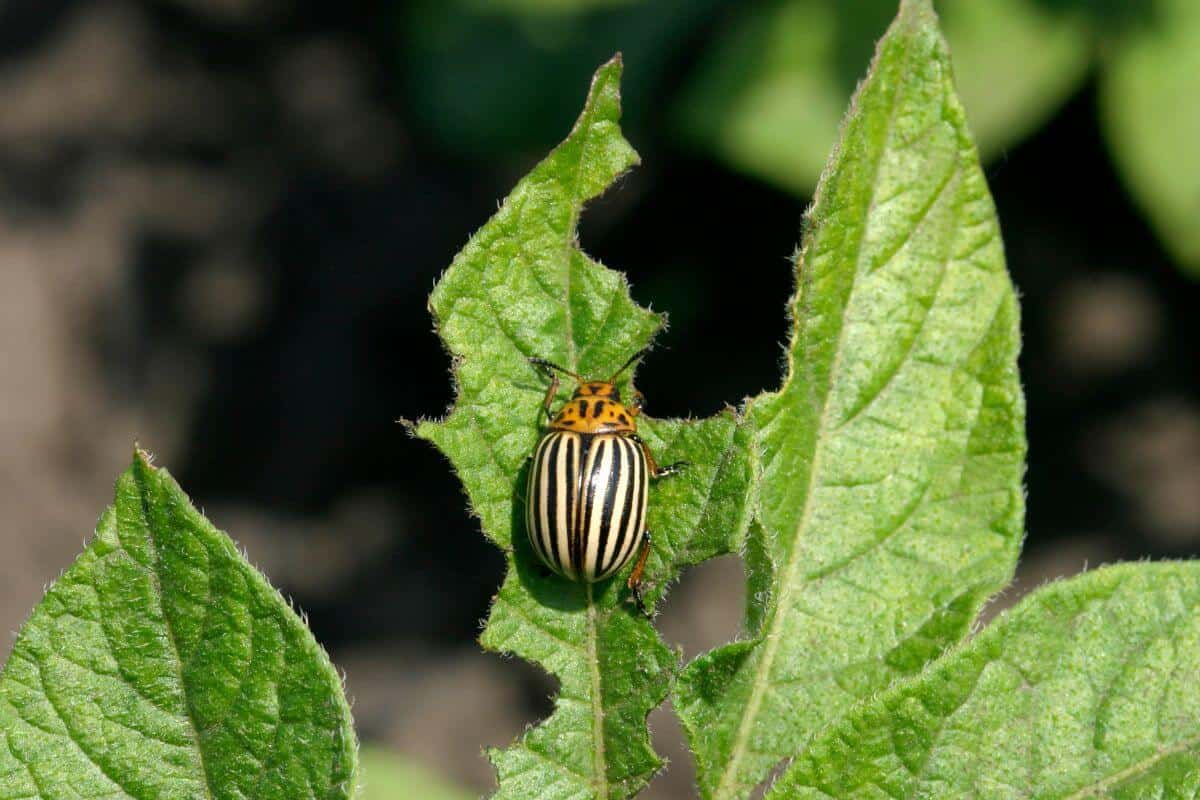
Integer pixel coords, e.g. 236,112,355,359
31,658,141,799
837,171,962,432
714,32,929,795
131,464,219,800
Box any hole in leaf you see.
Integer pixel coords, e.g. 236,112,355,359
647,698,696,800
656,554,747,662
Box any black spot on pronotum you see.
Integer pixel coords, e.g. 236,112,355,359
618,414,629,425
592,400,606,418
578,400,589,417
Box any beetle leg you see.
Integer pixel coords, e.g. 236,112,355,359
655,460,690,478
529,359,561,420
540,373,560,420
629,434,690,478
627,530,653,617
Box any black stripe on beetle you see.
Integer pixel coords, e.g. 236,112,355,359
525,353,689,613
527,431,647,582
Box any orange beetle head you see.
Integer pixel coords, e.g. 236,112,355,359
550,385,636,434
530,350,650,435
572,381,621,401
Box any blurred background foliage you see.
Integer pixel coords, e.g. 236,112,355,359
404,0,1200,275
0,0,1197,797
359,747,475,800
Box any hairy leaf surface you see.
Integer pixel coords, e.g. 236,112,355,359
767,562,1200,798
674,2,1026,797
675,0,1088,194
0,452,357,800
415,56,754,800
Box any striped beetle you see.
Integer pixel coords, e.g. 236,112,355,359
526,350,687,613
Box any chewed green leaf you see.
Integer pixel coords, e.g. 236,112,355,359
415,57,754,799
418,55,657,554
0,452,357,800
767,562,1200,799
675,1,1026,797
1100,0,1200,276
675,0,1088,194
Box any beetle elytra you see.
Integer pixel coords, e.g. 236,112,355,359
526,349,686,613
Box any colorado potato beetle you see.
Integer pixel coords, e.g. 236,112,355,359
525,349,687,613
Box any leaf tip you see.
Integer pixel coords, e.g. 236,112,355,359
897,0,936,22
131,444,160,484
594,51,624,85
575,53,635,163
406,417,439,442
888,0,945,50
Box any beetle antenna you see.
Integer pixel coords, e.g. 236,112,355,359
609,347,651,383
529,357,582,381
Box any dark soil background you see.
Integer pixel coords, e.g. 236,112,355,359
0,1,1197,797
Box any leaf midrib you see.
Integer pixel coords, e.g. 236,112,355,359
561,71,604,372
133,462,219,800
711,33,912,800
585,583,608,800
569,79,609,800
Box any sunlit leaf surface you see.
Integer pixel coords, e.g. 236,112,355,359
674,2,1026,796
0,452,358,800
767,563,1200,798
415,56,754,799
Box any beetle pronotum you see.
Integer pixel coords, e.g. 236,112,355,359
525,349,687,612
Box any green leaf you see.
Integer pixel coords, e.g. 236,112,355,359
1100,0,1200,275
357,747,474,800
674,1,1026,797
675,0,1089,194
0,451,358,799
766,562,1200,798
414,56,754,799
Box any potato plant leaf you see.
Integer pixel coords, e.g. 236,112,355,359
0,452,358,799
674,2,1026,797
767,562,1200,798
414,56,754,799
